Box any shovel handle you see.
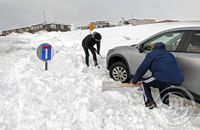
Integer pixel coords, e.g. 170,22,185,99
120,83,143,87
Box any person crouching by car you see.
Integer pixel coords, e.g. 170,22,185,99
82,32,102,67
132,42,184,109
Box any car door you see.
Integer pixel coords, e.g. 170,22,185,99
175,30,200,94
130,30,188,79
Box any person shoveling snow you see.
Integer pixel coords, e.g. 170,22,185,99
131,42,184,109
82,32,102,67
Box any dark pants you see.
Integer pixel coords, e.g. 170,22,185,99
82,44,97,66
142,77,172,105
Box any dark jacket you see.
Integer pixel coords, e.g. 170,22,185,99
82,34,100,54
132,43,184,85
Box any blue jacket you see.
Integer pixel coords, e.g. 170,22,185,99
132,42,184,85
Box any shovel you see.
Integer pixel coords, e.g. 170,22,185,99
102,81,142,92
95,50,106,59
97,54,105,59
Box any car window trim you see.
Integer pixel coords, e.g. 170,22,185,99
142,30,188,52
180,31,193,51
175,31,190,52
180,30,200,53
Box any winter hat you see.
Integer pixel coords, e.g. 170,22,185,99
92,32,102,41
153,42,166,50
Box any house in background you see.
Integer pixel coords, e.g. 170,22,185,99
1,23,71,36
77,25,89,30
77,21,111,30
119,18,156,26
78,20,111,30
90,21,110,28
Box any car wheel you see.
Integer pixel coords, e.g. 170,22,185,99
109,62,130,83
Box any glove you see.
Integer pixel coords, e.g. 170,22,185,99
131,76,138,84
97,51,100,55
133,82,143,86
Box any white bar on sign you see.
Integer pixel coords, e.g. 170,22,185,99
45,48,48,59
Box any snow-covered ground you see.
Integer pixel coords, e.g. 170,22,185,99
1,22,200,130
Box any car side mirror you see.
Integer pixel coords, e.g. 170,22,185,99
137,44,153,53
143,45,152,51
136,45,144,53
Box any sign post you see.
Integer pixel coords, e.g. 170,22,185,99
88,23,95,34
45,61,48,71
37,43,53,71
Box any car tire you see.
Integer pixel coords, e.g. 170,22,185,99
109,62,130,83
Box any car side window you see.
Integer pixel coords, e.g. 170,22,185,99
186,32,200,53
143,31,184,52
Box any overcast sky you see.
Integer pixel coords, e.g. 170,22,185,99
0,0,200,31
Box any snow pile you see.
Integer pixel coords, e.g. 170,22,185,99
0,22,200,130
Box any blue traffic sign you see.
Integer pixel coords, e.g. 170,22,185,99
41,44,52,61
37,43,53,61
37,43,53,71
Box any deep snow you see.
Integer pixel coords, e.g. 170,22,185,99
0,22,200,130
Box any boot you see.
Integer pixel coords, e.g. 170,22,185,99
94,62,98,67
145,100,157,109
85,57,89,67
